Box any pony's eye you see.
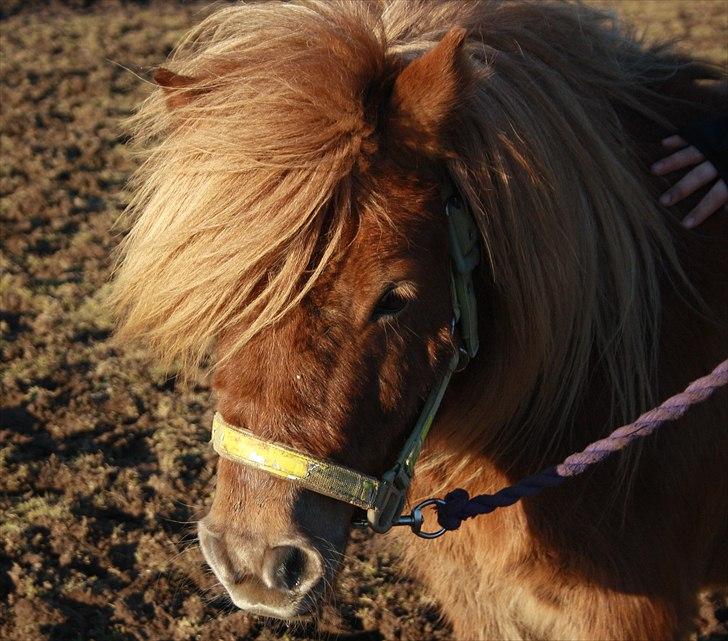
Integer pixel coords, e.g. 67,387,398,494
371,287,408,321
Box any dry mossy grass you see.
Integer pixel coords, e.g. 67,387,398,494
1,2,726,640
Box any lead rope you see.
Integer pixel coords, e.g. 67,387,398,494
435,358,728,532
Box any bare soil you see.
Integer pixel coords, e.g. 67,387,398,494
1,2,726,640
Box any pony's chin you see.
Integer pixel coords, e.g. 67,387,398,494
225,582,325,620
231,599,317,621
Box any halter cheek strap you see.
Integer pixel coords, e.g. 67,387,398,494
211,194,480,535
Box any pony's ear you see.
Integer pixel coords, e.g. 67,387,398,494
153,68,204,110
389,27,471,156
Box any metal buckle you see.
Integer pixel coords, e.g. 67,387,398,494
446,197,479,275
366,464,411,533
446,196,480,359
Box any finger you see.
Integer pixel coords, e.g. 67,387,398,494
683,179,728,228
661,135,688,150
651,145,704,175
659,161,718,206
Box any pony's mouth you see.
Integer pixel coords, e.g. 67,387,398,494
214,571,326,619
226,590,319,619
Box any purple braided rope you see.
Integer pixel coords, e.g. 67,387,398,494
437,359,728,531
557,359,728,475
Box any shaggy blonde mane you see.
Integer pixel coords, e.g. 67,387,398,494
112,0,708,456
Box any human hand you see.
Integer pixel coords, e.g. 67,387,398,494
650,135,727,229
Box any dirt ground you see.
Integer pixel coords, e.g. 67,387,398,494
1,1,726,640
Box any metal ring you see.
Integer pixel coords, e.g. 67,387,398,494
410,498,447,539
455,347,470,372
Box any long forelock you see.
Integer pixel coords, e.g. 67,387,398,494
111,1,394,376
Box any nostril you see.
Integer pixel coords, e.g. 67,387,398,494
263,545,309,592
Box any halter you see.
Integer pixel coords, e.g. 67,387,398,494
211,193,480,537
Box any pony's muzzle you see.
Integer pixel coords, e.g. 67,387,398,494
198,519,323,617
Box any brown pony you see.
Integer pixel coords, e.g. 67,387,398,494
111,1,728,638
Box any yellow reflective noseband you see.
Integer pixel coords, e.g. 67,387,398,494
211,413,381,511
211,194,480,535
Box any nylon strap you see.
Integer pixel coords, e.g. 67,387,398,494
210,194,480,533
211,414,380,510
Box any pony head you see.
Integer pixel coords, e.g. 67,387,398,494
112,0,682,619
114,3,472,616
